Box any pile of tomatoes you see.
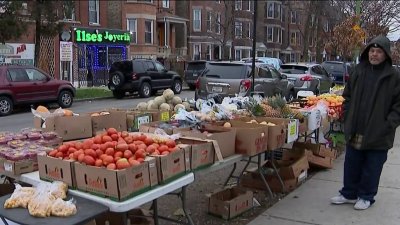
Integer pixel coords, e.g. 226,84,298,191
47,128,178,170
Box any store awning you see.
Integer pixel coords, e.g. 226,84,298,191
156,12,189,24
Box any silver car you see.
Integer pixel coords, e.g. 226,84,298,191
195,62,294,101
280,63,334,96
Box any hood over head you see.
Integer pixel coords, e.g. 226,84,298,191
360,35,392,65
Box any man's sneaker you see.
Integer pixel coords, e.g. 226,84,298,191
330,194,357,204
354,198,371,210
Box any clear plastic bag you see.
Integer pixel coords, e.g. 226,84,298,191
4,184,36,209
154,128,181,141
51,198,77,217
27,183,56,217
49,181,68,199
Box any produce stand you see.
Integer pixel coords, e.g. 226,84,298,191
0,194,108,225
1,171,195,225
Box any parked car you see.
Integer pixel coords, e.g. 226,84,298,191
280,63,333,97
108,59,182,99
321,61,353,84
241,57,283,70
195,62,294,101
184,60,208,90
0,64,75,116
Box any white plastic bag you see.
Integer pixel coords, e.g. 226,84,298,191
154,128,181,141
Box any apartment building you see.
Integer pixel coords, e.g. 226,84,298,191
121,0,188,60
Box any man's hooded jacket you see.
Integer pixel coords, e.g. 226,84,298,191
342,35,400,150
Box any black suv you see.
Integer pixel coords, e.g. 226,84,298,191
184,61,208,90
108,59,183,99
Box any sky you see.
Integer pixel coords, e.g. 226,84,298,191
388,30,400,41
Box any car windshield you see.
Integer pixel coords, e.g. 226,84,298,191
321,62,344,73
203,64,247,79
280,65,308,75
187,62,206,71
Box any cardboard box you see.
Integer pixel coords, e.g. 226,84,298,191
74,161,151,201
2,159,37,176
144,157,159,188
305,150,333,169
178,144,192,172
292,142,337,159
275,155,309,180
180,126,236,158
90,111,128,135
127,112,152,132
37,154,76,187
154,149,186,183
208,187,253,220
240,172,301,193
210,121,269,156
235,117,286,150
176,137,216,170
139,121,191,135
34,115,92,141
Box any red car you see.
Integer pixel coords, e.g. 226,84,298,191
0,65,75,116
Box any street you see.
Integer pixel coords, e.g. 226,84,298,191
0,90,194,132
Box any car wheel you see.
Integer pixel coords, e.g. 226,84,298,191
113,90,125,99
110,72,125,88
0,96,13,116
139,82,152,98
188,84,196,90
172,79,182,94
58,90,73,108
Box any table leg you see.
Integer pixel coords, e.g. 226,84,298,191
181,186,194,225
153,199,159,225
223,162,237,186
1,216,9,225
269,160,286,192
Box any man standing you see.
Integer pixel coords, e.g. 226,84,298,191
330,35,400,210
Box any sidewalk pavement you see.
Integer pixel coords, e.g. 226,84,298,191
248,129,400,225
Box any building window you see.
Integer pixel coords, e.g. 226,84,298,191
206,45,212,60
207,11,212,32
145,20,153,44
62,1,75,21
274,27,281,43
324,21,329,32
193,9,201,31
249,0,254,12
291,11,297,24
193,44,201,60
235,49,241,60
235,0,242,10
235,21,243,38
215,13,221,34
248,22,251,39
310,14,315,27
275,3,281,19
127,19,137,43
290,31,296,46
88,0,99,24
162,0,169,8
296,32,301,46
267,26,273,42
267,3,273,18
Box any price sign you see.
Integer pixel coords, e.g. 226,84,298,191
160,111,170,121
4,162,13,172
136,115,150,129
287,119,299,143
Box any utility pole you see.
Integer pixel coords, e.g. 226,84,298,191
251,0,257,94
354,0,361,64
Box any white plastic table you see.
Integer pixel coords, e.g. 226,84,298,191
6,171,195,225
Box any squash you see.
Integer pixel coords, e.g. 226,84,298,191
159,103,171,111
136,102,148,110
64,109,73,116
162,89,174,100
154,96,166,106
36,105,49,113
171,96,182,105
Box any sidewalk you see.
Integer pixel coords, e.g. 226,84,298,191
248,130,400,225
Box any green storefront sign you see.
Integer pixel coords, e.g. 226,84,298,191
74,28,130,45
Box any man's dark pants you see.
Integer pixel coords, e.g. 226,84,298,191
339,145,388,204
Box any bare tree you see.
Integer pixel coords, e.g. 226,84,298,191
392,40,400,65
331,0,400,39
207,0,235,60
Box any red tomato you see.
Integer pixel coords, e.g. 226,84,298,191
107,163,116,170
111,133,119,141
77,153,85,162
129,158,140,166
123,150,133,159
58,145,68,153
165,139,176,148
114,151,123,158
128,144,137,152
103,155,114,166
95,159,103,167
144,137,154,145
135,149,146,159
105,148,115,156
84,149,97,158
83,155,95,166
95,149,104,157
48,150,58,157
116,158,131,170
107,128,118,136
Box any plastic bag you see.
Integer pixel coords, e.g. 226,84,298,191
154,128,181,141
49,181,68,199
51,198,77,217
171,109,200,124
4,184,36,209
31,107,65,120
27,183,56,217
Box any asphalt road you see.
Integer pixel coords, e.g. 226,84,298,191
0,90,194,132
